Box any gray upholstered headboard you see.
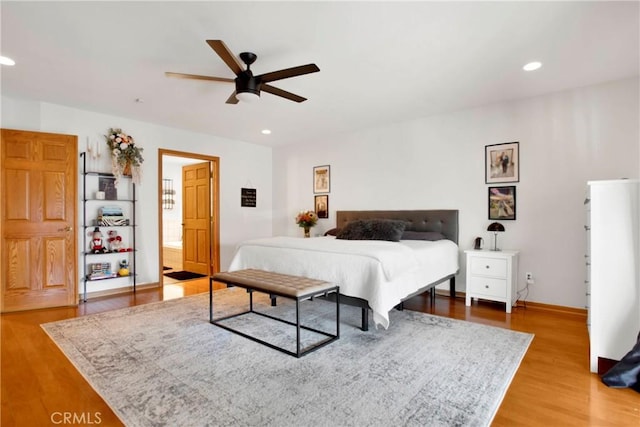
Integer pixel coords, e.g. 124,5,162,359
335,210,459,244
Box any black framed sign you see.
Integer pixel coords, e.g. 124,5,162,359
241,188,257,207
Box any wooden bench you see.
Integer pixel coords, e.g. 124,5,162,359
210,269,340,358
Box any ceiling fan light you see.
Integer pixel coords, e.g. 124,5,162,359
236,91,260,103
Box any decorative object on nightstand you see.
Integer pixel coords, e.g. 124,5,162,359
474,237,484,250
487,222,505,251
465,249,520,313
295,210,318,238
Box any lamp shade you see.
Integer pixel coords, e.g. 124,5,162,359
487,222,505,232
236,91,260,103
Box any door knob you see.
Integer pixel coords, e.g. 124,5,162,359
58,226,73,232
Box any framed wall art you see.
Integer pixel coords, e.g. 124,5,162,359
313,165,330,193
241,187,257,208
488,186,516,220
98,176,118,200
485,142,519,184
314,194,329,219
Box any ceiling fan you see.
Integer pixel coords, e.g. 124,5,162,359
165,40,320,104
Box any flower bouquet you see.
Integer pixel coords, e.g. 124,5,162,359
295,210,318,238
105,127,144,184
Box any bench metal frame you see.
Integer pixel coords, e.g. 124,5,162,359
209,277,340,358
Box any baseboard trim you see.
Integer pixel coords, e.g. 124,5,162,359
80,282,160,301
81,285,588,318
435,290,587,317
517,301,587,317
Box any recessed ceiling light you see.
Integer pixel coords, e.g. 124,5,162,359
523,61,542,71
261,129,271,135
0,56,16,66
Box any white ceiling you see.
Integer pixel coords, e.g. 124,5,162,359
1,1,638,147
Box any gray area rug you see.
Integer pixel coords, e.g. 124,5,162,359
42,288,533,427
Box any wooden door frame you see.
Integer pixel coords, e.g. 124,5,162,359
158,149,220,283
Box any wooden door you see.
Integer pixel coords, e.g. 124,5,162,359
1,129,78,312
182,162,211,275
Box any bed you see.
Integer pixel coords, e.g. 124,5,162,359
228,210,459,330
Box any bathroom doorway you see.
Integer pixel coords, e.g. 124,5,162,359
158,149,220,291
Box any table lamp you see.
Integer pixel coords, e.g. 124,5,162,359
487,222,505,251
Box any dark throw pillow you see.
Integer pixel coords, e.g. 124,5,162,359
336,219,407,242
324,228,340,236
401,230,446,241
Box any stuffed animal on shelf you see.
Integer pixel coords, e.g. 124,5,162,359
118,259,130,276
89,227,108,254
107,230,123,252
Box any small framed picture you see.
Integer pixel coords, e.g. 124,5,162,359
240,188,257,208
313,165,330,193
99,176,118,200
315,195,329,219
485,142,519,184
488,186,516,220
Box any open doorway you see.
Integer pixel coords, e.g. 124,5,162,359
158,149,220,297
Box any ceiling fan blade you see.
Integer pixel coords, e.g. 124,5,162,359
257,64,320,83
206,40,244,76
165,72,234,83
225,91,239,104
262,84,307,103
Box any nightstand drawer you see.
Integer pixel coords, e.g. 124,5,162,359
470,257,507,278
468,277,507,298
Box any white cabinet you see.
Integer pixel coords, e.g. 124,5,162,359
465,250,519,313
586,179,639,373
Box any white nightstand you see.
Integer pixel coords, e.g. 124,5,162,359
465,249,519,313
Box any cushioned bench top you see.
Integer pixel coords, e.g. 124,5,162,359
213,269,335,298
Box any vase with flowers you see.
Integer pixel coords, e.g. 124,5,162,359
105,127,144,185
295,210,318,238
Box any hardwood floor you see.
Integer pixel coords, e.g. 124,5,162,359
2,281,638,426
404,295,639,426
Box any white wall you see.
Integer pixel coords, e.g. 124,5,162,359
161,159,184,244
273,77,640,309
2,96,273,293
3,77,637,306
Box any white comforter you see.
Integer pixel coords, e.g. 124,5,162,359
228,236,459,329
